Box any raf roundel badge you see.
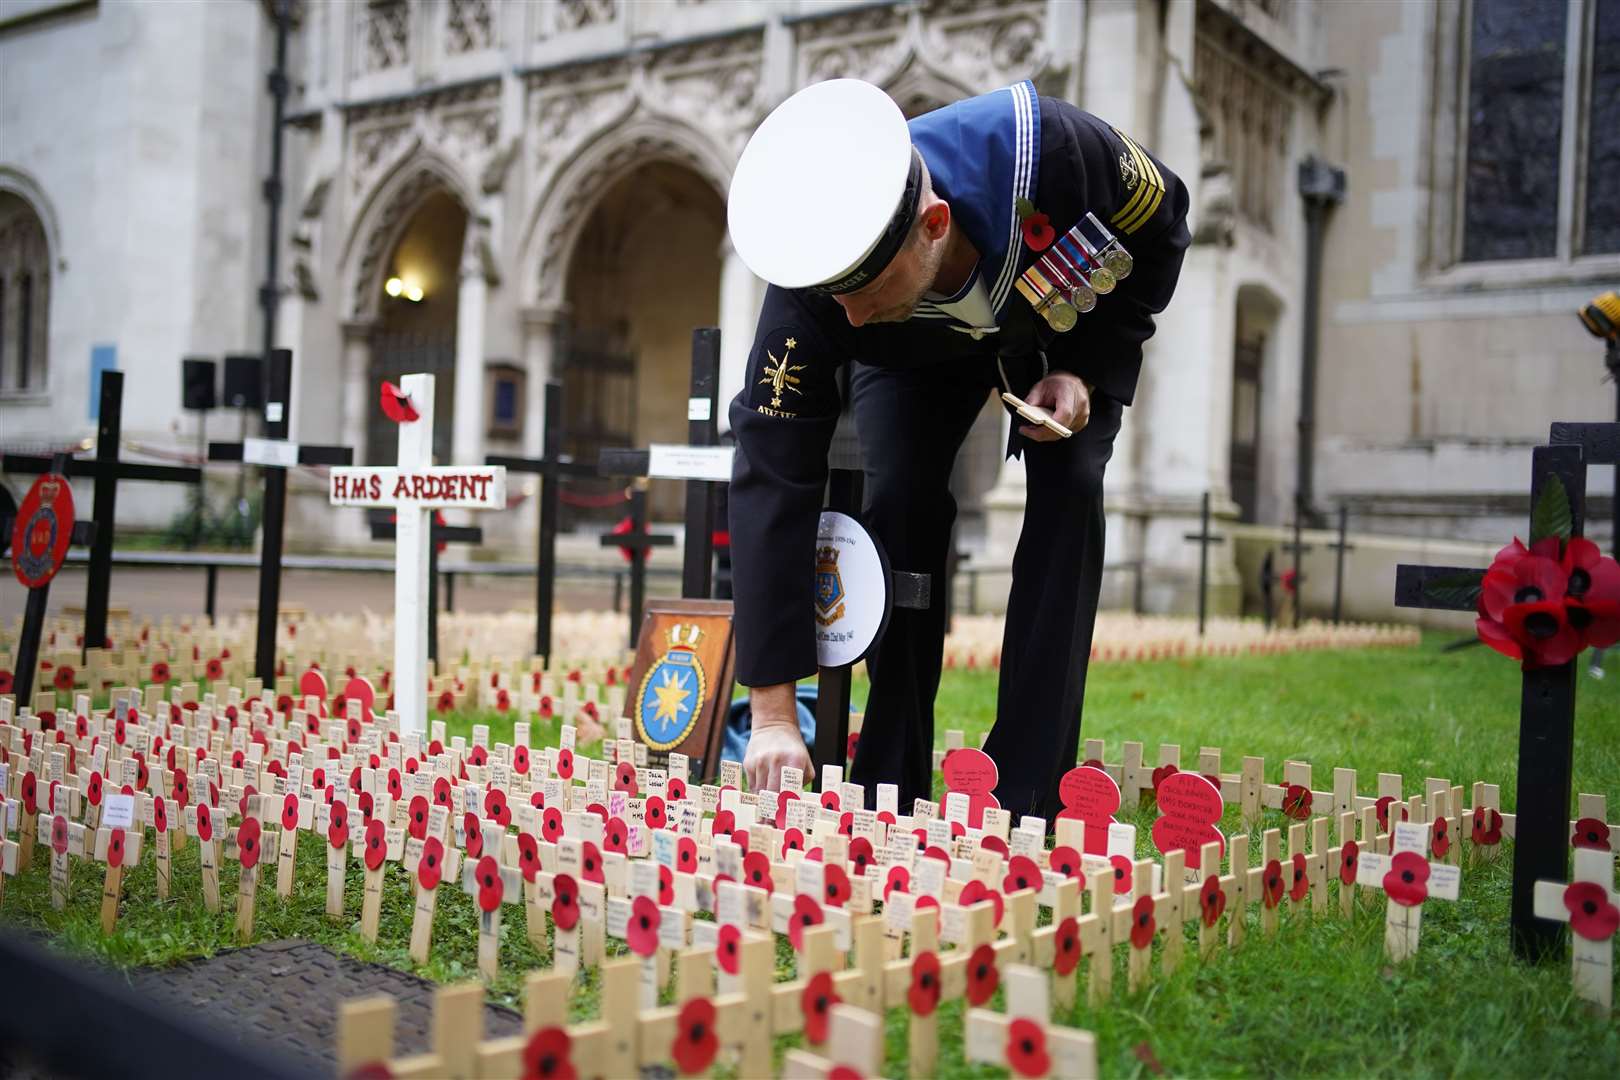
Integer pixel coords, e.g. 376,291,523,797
814,511,893,669
12,472,75,589
636,623,709,752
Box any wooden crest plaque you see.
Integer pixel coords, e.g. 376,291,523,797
620,598,736,780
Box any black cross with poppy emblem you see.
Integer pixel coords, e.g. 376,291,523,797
1394,433,1608,962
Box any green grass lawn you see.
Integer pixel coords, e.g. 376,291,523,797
4,634,1618,1078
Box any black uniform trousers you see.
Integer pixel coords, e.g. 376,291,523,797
845,354,1121,822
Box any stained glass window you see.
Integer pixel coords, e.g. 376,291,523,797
1460,0,1567,262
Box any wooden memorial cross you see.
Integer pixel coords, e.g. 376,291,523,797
460,824,523,980
597,328,730,603
187,801,226,913
486,380,599,660
1532,845,1618,1014
3,370,197,659
964,964,1099,1080
229,796,279,943
92,792,143,935
328,372,507,735
1181,492,1226,636
207,349,353,683
36,806,88,911
368,514,483,664
337,981,486,1080
7,459,99,703
598,484,676,647
403,806,463,964
1393,439,1588,960
1354,819,1462,963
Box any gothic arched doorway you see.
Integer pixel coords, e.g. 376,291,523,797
560,160,726,523
366,189,468,466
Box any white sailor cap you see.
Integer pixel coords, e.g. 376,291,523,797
728,79,923,294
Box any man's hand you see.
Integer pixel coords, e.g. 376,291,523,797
743,683,813,792
1019,371,1091,442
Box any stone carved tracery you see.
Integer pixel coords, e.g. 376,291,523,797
356,0,411,75
346,163,475,320
445,0,496,55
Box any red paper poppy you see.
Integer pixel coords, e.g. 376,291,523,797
1261,858,1284,908
1004,854,1041,895
1469,808,1501,846
538,695,554,719
84,770,102,807
280,793,300,832
1053,914,1081,975
1110,854,1133,895
908,950,941,1015
486,789,512,829
1572,817,1611,851
1282,784,1312,820
357,790,374,824
581,841,604,884
428,776,450,809
1563,881,1620,941
196,803,217,843
328,801,349,848
403,795,427,841
708,923,739,977
552,873,580,930
803,845,822,863
1006,1017,1050,1078
206,658,224,681
151,661,170,683
884,865,910,901
1383,851,1430,907
1151,763,1179,794
711,809,735,837
436,690,456,714
1187,877,1220,929
1374,795,1407,833
380,380,420,423
555,748,575,780
824,863,851,908
1020,210,1055,251
172,768,190,809
643,795,667,831
476,854,504,911
965,942,999,1005
1045,845,1080,880
743,850,773,893
779,827,805,858
614,761,638,795
801,970,840,1044
1339,840,1359,885
495,689,511,713
924,844,952,866
1431,817,1451,859
848,836,874,876
522,1025,576,1080
667,777,688,802
772,790,799,830
671,998,719,1076
50,814,69,855
604,817,629,854
542,807,564,843
508,744,529,775
628,894,661,956
238,817,262,870
20,771,38,815
108,827,126,869
959,879,1005,926
0,671,11,694
518,833,541,882
153,796,169,835
418,836,445,891
658,863,675,906
1289,852,1310,903
677,836,697,873
363,818,387,871
789,893,824,951
820,789,842,812
1130,894,1158,949
53,665,75,691
466,745,489,769
458,813,484,860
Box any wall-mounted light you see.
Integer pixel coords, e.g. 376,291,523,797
385,276,424,303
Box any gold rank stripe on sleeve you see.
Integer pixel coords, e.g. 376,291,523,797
1110,129,1165,236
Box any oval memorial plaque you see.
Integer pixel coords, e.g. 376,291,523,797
12,472,75,589
813,510,891,668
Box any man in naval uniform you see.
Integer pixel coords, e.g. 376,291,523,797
727,79,1189,821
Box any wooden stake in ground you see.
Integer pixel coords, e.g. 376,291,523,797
321,798,351,920
964,964,1099,1079
274,789,313,899
461,841,522,981
229,809,277,944
403,826,462,965
1532,846,1618,1014
1355,820,1462,962
92,792,141,934
779,1003,886,1079
37,811,87,911
356,815,405,944
188,803,224,914
148,793,175,900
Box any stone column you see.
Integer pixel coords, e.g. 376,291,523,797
521,303,567,459
338,317,377,546
452,227,488,471
716,235,765,434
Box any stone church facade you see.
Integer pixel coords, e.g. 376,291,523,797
2,0,1616,622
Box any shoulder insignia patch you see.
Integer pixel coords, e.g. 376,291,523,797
1109,127,1165,236
754,327,807,417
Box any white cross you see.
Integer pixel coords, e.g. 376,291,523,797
1533,847,1618,1014
327,373,507,735
1355,819,1462,962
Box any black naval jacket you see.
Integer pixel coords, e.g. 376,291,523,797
728,92,1190,688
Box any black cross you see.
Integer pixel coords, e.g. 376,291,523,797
205,350,353,684
3,370,199,660
5,455,99,703
1182,492,1226,636
369,516,483,664
812,468,933,778
1327,504,1357,625
486,381,597,662
598,328,727,601
1394,435,1597,962
599,485,675,648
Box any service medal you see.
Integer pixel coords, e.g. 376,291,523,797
1087,266,1116,295
1067,283,1097,314
1043,299,1078,332
1103,246,1134,279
